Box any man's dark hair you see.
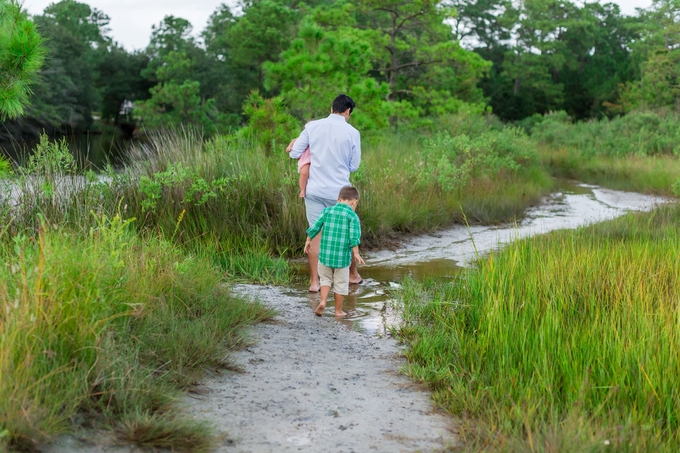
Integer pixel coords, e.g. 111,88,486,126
338,185,360,201
332,94,356,114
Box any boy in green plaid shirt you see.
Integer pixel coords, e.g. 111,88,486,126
304,186,365,317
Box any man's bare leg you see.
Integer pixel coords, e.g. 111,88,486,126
308,235,321,292
349,255,362,284
315,285,331,315
334,293,347,317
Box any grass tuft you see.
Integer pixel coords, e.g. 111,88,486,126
0,216,273,451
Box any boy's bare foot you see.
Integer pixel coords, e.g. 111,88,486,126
314,301,326,316
334,310,347,318
309,282,320,292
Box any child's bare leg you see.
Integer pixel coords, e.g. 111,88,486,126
334,293,346,317
315,285,331,316
298,164,310,198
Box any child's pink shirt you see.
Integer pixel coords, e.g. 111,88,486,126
297,147,311,172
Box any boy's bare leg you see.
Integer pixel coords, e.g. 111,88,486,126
334,293,347,317
349,256,362,284
308,235,321,292
298,164,309,198
315,285,331,315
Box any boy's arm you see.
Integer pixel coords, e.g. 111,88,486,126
352,245,365,265
305,208,326,240
348,213,361,249
349,213,363,264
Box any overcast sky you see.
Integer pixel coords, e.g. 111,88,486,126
23,0,654,51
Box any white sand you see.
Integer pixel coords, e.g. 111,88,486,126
184,284,458,453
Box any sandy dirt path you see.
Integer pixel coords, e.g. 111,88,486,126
185,284,457,453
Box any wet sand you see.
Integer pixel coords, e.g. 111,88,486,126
185,284,457,453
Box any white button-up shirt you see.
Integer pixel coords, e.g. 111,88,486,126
289,114,361,200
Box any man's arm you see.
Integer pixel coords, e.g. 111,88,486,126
348,130,361,172
290,128,310,159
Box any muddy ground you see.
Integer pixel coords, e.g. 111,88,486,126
184,284,457,453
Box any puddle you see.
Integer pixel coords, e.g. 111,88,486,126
289,180,672,336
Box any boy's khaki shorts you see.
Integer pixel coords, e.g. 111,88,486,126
318,263,350,296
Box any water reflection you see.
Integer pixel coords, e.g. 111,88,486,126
289,259,461,337
0,128,136,169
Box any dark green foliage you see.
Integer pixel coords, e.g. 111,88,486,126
617,0,680,112
0,0,45,119
97,47,153,123
474,0,639,121
32,1,111,128
4,0,680,143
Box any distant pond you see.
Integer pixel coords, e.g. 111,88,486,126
0,128,138,170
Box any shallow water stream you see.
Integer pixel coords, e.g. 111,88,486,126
291,180,671,336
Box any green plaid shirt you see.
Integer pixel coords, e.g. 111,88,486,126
306,202,361,269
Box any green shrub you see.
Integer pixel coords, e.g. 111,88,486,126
422,128,538,193
532,110,680,157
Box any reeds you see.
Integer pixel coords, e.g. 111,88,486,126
0,215,273,451
397,204,680,451
531,110,680,195
540,146,680,196
116,126,552,253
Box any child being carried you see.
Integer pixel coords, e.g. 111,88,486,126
286,138,311,198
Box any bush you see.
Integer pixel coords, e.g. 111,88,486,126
532,110,680,157
422,128,539,193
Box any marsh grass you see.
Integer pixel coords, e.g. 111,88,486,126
115,124,552,254
531,110,680,158
530,110,680,195
540,147,680,196
397,204,680,452
0,215,273,451
3,123,552,262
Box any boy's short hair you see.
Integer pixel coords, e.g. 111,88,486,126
338,185,360,201
332,94,356,114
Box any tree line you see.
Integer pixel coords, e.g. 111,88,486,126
2,0,679,140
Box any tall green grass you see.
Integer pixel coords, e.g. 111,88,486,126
540,147,680,196
4,121,553,258
531,110,680,158
0,216,273,451
398,204,680,452
0,116,554,451
529,110,680,195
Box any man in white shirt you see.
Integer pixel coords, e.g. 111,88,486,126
289,94,362,292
